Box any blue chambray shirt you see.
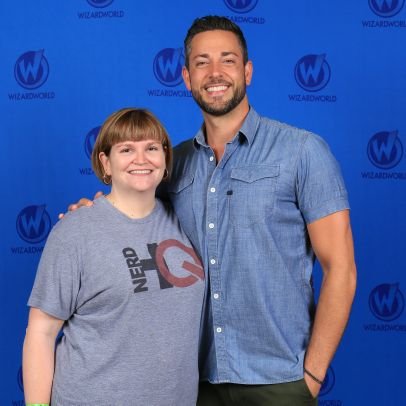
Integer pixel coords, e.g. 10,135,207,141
167,107,349,384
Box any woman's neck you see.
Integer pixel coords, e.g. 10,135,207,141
106,189,156,219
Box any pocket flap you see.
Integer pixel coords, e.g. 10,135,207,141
230,165,280,183
168,174,194,194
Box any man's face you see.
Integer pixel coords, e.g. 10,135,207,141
182,30,252,117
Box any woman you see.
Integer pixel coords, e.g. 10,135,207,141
23,108,204,405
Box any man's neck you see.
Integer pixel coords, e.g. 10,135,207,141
202,97,250,161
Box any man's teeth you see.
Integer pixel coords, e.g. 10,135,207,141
207,85,228,92
129,170,151,174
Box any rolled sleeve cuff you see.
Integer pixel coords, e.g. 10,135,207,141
303,196,350,224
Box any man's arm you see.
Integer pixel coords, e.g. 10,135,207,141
23,308,64,403
304,209,357,396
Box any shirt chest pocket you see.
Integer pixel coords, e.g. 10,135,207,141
228,165,280,228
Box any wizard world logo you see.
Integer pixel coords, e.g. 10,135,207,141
16,205,51,244
367,131,403,170
294,54,331,92
368,0,405,18
223,0,259,13
14,50,49,90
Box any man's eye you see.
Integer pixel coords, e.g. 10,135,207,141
196,61,207,66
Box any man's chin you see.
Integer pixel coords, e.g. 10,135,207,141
204,107,232,116
195,99,234,116
192,88,246,117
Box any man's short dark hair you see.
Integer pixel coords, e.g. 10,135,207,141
184,15,248,69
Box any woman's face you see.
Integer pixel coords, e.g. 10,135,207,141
99,139,166,196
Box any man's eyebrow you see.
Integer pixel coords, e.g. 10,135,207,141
192,53,210,59
192,51,239,59
220,51,239,57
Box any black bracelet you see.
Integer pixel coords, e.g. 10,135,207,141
304,367,324,385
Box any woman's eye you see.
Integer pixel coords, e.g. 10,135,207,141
120,148,131,153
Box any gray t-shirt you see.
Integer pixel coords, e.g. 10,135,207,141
28,197,205,406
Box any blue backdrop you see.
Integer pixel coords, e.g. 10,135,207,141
1,1,405,405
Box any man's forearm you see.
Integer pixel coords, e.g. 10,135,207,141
304,264,356,381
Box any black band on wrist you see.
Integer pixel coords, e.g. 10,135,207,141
304,367,324,385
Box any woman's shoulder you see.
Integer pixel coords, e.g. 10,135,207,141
51,201,102,238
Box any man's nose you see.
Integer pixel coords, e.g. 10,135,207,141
208,61,223,77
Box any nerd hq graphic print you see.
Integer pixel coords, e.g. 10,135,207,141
289,54,336,103
149,47,191,98
10,50,55,101
122,239,204,293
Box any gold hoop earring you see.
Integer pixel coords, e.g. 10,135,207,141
103,173,112,185
162,169,169,180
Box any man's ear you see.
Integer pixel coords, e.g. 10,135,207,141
182,66,192,91
244,60,253,86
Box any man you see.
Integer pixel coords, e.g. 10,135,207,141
169,16,356,405
71,16,356,405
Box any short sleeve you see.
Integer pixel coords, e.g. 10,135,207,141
296,133,350,224
28,222,81,321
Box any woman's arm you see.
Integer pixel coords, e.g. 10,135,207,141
23,307,64,404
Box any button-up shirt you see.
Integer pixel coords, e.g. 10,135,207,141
167,107,349,384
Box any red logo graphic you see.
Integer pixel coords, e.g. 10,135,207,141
156,239,204,287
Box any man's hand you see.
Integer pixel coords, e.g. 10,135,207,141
304,373,321,398
58,191,104,219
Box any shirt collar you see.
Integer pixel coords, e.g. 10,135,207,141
239,106,260,146
193,106,261,149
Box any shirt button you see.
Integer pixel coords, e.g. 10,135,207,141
209,156,214,162
208,223,215,229
210,258,216,265
213,293,219,299
210,187,216,193
216,327,222,333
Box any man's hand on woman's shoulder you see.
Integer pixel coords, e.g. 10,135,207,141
58,191,104,219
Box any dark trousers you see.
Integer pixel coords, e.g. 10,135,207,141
197,380,318,406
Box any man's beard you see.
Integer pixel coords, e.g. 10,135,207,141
191,82,246,117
